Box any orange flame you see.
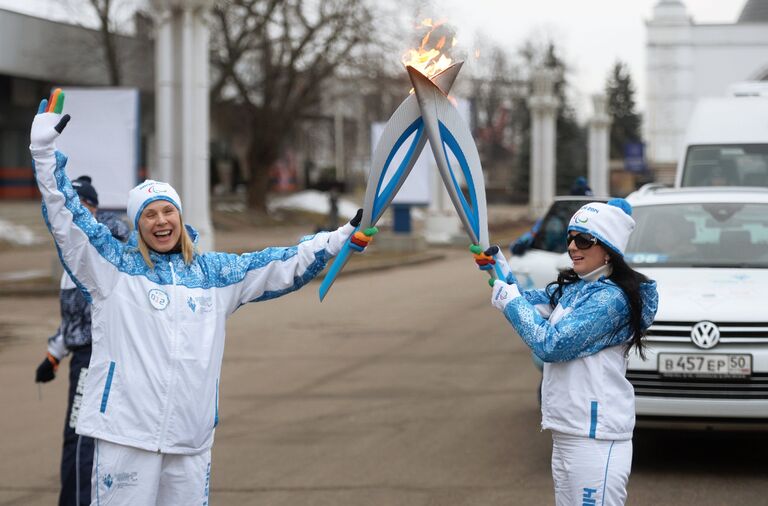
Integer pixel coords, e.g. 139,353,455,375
402,18,455,80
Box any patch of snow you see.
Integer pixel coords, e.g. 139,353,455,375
267,190,360,220
0,219,43,246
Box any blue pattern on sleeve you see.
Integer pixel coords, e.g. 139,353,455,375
521,285,556,307
503,279,658,362
43,150,333,293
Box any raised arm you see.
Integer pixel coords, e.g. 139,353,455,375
492,280,632,362
29,90,124,301
205,211,373,313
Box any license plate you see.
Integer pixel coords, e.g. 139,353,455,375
658,353,752,377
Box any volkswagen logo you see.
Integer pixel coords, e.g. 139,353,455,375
690,321,720,349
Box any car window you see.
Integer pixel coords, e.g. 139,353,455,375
531,200,590,253
681,144,768,187
625,203,768,267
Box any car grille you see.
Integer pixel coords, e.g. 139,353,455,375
646,321,768,344
627,371,768,399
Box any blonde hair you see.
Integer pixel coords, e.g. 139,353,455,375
137,214,196,269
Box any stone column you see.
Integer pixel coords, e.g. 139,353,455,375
645,0,693,166
527,68,559,217
151,0,214,251
588,93,611,196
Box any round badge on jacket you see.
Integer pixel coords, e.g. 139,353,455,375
148,288,170,310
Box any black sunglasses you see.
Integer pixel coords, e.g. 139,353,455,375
566,233,598,250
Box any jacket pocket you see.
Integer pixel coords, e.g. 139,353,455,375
100,361,117,414
213,378,220,428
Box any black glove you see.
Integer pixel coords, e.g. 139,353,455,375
35,354,58,383
349,208,363,227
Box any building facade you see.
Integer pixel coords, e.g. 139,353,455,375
645,0,768,178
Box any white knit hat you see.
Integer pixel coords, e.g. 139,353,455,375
127,179,183,230
567,198,635,256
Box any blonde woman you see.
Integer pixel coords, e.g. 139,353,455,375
30,90,373,505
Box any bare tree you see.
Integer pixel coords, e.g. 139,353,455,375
209,0,378,211
87,0,123,85
63,0,144,86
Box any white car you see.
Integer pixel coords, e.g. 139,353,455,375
510,187,768,428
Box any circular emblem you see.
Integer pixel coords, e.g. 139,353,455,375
574,212,589,224
690,321,720,349
148,288,169,310
147,185,168,194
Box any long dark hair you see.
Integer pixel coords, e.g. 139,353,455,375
547,246,651,358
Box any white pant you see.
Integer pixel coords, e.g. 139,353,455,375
91,439,212,506
551,431,632,506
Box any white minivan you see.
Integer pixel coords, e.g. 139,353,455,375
676,87,768,188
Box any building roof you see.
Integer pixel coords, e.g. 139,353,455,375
738,0,768,23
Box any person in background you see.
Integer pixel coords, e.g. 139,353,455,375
474,199,658,506
35,175,129,506
569,176,593,196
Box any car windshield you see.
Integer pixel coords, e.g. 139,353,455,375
625,203,768,268
681,144,768,187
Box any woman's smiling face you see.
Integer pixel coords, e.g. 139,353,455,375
138,200,181,253
567,231,610,275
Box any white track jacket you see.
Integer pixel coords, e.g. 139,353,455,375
31,147,353,455
502,272,658,440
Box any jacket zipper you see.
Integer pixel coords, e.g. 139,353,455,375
157,261,179,452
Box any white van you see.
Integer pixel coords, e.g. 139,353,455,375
676,89,768,188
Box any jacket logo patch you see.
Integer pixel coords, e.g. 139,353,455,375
148,288,169,310
187,295,213,314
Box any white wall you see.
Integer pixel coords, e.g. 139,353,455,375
645,8,768,165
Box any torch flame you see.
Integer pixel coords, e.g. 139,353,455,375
402,18,454,80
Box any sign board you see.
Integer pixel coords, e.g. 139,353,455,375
55,88,140,210
623,142,647,173
370,122,431,206
369,96,472,207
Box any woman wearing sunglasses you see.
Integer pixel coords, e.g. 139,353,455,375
476,198,658,506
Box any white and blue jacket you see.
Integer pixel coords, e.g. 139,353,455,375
502,268,658,440
32,147,354,455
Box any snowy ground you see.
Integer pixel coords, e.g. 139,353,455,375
266,190,425,224
0,218,42,246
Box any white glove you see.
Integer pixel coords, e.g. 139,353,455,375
30,91,70,153
491,279,521,312
491,249,515,284
325,223,355,256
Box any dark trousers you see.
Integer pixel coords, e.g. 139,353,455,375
59,347,94,506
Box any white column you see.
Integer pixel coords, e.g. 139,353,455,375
154,8,175,184
588,93,611,196
151,0,214,251
527,68,559,217
645,0,693,165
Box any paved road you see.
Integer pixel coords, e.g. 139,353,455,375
1,250,767,505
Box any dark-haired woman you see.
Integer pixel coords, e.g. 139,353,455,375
477,199,658,506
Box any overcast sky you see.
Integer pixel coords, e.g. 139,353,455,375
434,0,748,115
0,0,749,116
